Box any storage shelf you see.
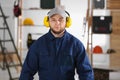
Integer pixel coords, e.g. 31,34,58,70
22,8,50,11
93,54,110,66
22,25,45,27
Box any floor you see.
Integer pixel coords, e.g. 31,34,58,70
109,72,120,80
0,66,20,80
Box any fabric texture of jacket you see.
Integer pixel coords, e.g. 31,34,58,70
19,30,94,80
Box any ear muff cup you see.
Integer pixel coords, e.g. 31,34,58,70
66,17,72,28
43,16,50,27
43,16,72,28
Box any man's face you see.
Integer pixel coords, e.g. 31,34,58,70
49,14,66,34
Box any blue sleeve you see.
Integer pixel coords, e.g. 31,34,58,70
75,42,94,80
19,42,39,80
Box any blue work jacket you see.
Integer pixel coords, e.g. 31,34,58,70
19,30,94,80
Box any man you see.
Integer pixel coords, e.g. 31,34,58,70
19,6,94,80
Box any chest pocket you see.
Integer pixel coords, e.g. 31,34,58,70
59,52,74,76
39,51,52,68
60,52,74,67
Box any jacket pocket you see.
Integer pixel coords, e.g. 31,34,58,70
60,52,73,67
39,52,51,69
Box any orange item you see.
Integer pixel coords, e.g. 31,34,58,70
93,45,103,54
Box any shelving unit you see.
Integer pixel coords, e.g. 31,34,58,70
91,1,120,79
92,9,111,66
17,0,50,62
91,0,120,68
87,0,111,66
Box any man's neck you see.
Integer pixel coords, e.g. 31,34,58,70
51,30,65,38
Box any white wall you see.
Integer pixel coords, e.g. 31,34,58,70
0,0,15,37
0,0,16,51
19,0,88,50
0,0,111,48
61,0,88,48
0,0,111,58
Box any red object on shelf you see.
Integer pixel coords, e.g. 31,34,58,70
93,45,103,54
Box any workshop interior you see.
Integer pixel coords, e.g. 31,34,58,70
0,0,120,80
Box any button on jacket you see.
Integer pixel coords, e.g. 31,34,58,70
19,30,94,80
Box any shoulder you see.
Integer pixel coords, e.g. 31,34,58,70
66,32,82,44
30,32,48,46
35,31,50,41
66,32,85,49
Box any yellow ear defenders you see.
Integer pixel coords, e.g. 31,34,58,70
65,11,72,28
43,16,50,27
43,11,72,28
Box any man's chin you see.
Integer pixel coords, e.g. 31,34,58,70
51,30,64,34
52,31,62,34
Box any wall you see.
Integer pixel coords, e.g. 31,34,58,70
0,0,17,51
61,0,88,43
21,0,88,48
0,0,112,64
19,0,88,79
0,0,110,51
1,0,119,79
0,0,15,41
0,0,111,66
